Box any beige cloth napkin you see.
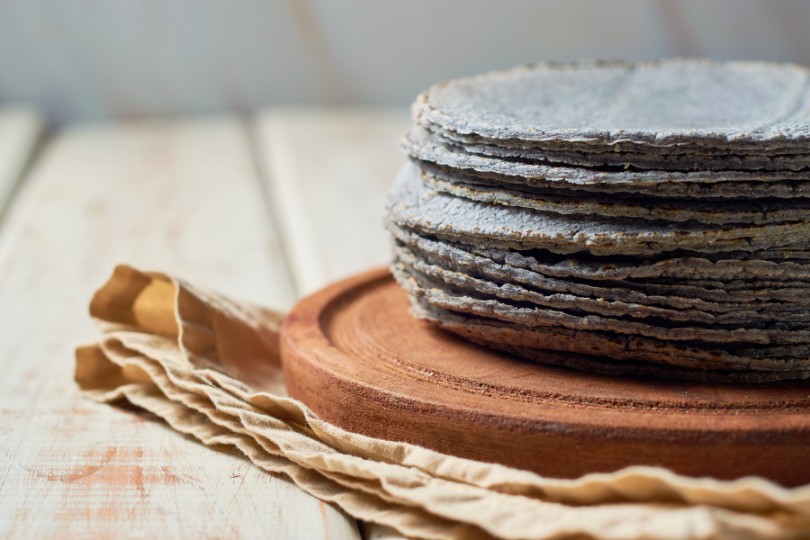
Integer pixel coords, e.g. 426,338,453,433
75,265,810,540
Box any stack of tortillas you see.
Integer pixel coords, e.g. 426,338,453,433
386,59,810,382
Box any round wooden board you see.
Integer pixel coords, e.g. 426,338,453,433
281,268,810,486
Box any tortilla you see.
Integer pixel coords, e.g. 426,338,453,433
391,232,810,315
395,245,810,327
422,171,810,225
407,290,810,379
394,261,810,345
387,164,810,256
414,59,810,170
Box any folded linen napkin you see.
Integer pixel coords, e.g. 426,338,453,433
75,265,810,540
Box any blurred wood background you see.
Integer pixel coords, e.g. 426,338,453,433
2,0,810,125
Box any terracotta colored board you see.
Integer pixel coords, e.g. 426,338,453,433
282,268,810,487
0,117,359,539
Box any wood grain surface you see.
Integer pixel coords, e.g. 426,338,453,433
0,116,359,539
255,108,409,295
283,269,810,487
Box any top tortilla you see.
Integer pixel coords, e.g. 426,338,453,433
416,59,810,153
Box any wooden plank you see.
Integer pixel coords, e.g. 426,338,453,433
0,107,44,219
254,108,409,539
364,524,408,540
254,107,409,295
0,117,360,539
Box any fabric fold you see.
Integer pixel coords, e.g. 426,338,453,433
75,265,810,540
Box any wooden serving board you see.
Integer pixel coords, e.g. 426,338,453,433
281,268,810,487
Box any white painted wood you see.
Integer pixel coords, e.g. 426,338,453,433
0,107,43,218
255,109,410,539
255,107,409,295
0,117,359,539
364,524,412,540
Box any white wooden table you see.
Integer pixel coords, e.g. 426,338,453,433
0,107,410,539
